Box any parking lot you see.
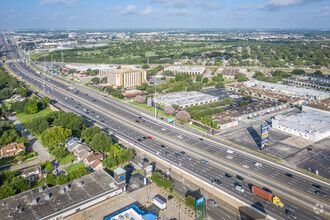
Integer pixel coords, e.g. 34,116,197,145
220,120,330,179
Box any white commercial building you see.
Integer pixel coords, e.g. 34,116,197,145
272,108,330,141
164,66,206,75
243,80,330,100
155,91,219,108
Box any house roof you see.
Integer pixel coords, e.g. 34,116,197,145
85,152,103,163
1,143,25,155
20,165,41,176
114,167,126,175
65,137,80,152
73,145,91,160
90,159,103,169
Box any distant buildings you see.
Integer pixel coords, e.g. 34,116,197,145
0,169,126,220
155,91,218,108
99,67,147,88
1,143,25,157
164,66,206,75
221,68,240,79
283,75,330,90
272,108,330,142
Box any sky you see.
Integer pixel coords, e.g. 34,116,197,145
1,0,329,30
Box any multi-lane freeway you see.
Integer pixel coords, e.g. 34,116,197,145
1,34,329,220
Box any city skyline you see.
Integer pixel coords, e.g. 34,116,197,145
1,0,329,30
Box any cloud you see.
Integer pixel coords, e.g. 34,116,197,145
140,6,159,16
233,3,254,11
40,0,77,7
149,0,189,8
106,4,137,15
313,6,330,16
258,0,322,10
167,9,188,15
194,0,222,10
51,12,64,20
66,16,78,20
8,9,17,13
33,17,39,20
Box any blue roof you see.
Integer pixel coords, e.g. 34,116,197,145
142,212,158,220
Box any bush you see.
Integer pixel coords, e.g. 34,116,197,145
164,105,175,115
136,95,146,104
176,110,191,122
150,172,173,189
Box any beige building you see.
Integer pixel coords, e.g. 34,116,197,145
99,67,147,88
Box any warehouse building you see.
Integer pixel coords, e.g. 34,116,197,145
164,66,205,75
272,109,330,141
243,80,330,100
0,169,126,220
283,76,330,90
104,205,158,220
155,91,218,108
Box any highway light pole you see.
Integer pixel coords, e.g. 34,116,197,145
154,76,157,120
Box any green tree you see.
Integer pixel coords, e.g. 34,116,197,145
185,196,196,208
0,185,16,200
56,174,69,185
16,87,31,97
235,73,248,82
89,131,112,153
202,77,209,83
291,69,305,75
196,75,202,82
0,88,12,100
313,70,322,75
24,99,39,114
45,163,54,173
51,146,67,160
25,117,49,134
102,155,118,169
91,77,100,84
40,96,51,109
11,100,27,113
69,167,89,180
1,103,7,113
46,173,57,186
42,126,72,147
142,64,150,69
0,129,18,145
81,126,102,143
215,82,225,88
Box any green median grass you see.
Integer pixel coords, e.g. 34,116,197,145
59,154,75,165
65,163,85,174
16,108,53,124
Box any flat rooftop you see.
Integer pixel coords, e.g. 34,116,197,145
307,98,330,112
273,109,330,133
285,76,330,88
155,91,218,107
165,66,205,72
222,68,239,76
0,169,119,220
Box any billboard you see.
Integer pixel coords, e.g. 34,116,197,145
144,164,153,178
261,123,269,148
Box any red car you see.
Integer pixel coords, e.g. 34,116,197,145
147,136,152,139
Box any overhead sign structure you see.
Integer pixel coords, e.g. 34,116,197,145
196,197,205,220
261,123,269,148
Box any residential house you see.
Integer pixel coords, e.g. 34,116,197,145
20,165,41,181
1,143,25,157
72,145,92,161
84,152,104,171
65,137,81,152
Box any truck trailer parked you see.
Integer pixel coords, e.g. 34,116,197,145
152,196,166,210
251,186,284,207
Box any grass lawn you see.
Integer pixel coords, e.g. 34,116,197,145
0,157,14,166
59,154,75,165
65,163,85,174
129,101,169,118
41,141,49,148
16,108,54,124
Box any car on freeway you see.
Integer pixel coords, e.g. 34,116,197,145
226,149,233,154
137,138,142,142
236,175,244,181
225,173,232,178
147,136,152,139
168,195,174,200
138,116,142,119
312,184,321,189
156,151,160,155
161,144,166,148
209,149,214,153
315,191,326,197
242,164,249,168
161,128,166,131
253,162,262,167
177,135,183,139
285,210,297,219
214,179,222,185
160,117,164,120
165,152,170,155
201,159,209,164
285,173,293,177
235,185,244,192
199,138,203,141
263,187,272,194
226,155,233,159
143,158,149,162
185,155,191,160
96,115,100,118
143,136,147,140
181,151,186,155
208,199,218,207
135,120,140,123
175,153,181,158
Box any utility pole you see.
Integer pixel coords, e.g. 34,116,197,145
154,76,157,120
43,57,46,94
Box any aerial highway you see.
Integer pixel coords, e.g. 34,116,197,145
1,35,329,220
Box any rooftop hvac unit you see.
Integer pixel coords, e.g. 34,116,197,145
65,184,70,190
32,198,38,205
19,208,24,213
2,202,6,206
45,193,51,200
78,181,84,187
8,213,13,218
39,187,44,192
15,205,20,210
60,188,66,194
